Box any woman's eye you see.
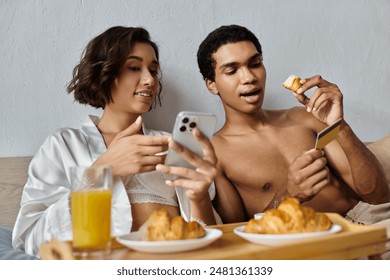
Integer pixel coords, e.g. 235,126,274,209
128,66,141,72
149,69,160,76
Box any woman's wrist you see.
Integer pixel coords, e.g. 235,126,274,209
190,216,207,226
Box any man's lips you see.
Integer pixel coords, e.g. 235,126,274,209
240,89,261,97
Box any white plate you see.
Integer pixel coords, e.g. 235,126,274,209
254,213,264,220
234,224,342,246
116,228,223,253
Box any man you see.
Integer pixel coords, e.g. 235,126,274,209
196,24,390,224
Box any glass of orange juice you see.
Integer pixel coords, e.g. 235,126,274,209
70,165,113,258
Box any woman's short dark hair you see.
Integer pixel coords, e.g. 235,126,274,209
67,26,162,109
197,24,262,82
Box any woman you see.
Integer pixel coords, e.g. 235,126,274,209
12,26,219,256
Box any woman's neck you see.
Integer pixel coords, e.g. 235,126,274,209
97,109,142,135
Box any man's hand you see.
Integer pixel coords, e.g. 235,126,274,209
286,149,330,201
294,75,344,125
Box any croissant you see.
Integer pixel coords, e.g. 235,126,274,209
138,208,206,241
244,197,331,234
282,75,301,92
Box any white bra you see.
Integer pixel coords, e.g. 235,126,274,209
122,170,178,207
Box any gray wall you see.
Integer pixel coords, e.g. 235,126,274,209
1,0,389,157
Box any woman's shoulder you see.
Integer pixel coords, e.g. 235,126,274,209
47,127,85,143
50,115,97,142
34,126,88,158
34,127,73,149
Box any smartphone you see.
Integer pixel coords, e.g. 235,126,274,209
163,111,217,179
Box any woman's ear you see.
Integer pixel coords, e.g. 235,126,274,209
205,79,219,95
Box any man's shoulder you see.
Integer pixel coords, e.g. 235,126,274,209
284,106,309,118
282,106,318,126
211,130,227,146
211,129,235,159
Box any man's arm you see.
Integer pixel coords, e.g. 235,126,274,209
325,120,390,204
213,168,247,223
294,75,389,204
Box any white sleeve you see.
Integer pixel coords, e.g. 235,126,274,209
175,181,223,225
209,181,223,224
12,133,73,256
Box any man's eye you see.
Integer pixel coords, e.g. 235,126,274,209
250,62,262,68
225,69,237,75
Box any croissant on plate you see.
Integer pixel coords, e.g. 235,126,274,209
138,208,206,241
244,197,332,234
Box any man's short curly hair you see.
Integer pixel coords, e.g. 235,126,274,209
67,26,162,109
197,25,262,81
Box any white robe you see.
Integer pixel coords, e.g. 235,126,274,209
12,115,219,256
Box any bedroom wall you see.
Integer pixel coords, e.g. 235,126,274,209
1,0,389,156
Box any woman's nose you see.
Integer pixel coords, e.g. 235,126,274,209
141,69,155,87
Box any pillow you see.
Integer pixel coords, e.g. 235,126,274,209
0,225,38,260
367,134,390,187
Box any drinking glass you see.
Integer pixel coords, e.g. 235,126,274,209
70,165,113,258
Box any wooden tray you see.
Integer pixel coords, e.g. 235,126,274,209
107,213,388,260
39,213,388,260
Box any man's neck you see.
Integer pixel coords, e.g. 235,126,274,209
222,109,269,134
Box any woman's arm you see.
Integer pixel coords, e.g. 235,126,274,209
156,128,218,225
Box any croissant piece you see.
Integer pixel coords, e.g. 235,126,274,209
244,197,332,234
138,208,171,241
282,75,301,92
138,208,206,241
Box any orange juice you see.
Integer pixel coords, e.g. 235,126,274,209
71,189,112,252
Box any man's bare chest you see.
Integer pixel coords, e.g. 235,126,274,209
217,128,316,190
